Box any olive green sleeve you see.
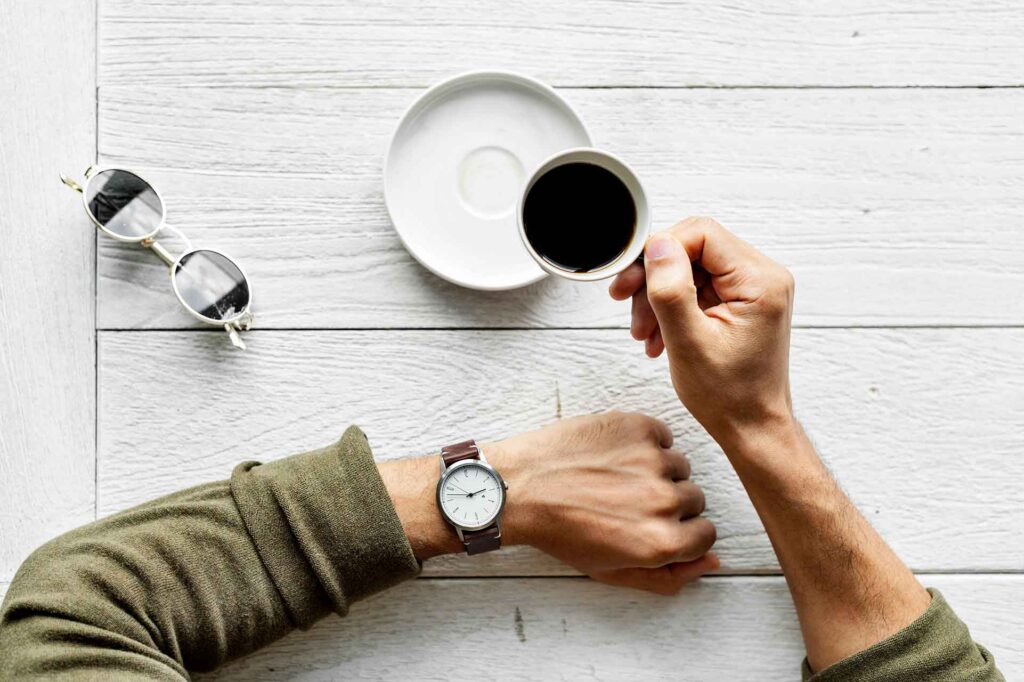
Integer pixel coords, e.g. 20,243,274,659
802,589,1003,682
0,426,420,680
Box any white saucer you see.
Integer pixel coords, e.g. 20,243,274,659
384,71,593,290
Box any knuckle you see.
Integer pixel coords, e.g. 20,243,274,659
676,454,692,480
656,453,675,479
621,412,661,443
689,519,718,553
762,274,794,315
681,483,706,516
602,409,628,427
653,484,680,515
623,411,650,430
694,216,724,232
780,266,796,294
644,525,680,565
646,283,691,308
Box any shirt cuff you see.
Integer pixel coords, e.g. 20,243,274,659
802,588,1002,682
230,426,421,629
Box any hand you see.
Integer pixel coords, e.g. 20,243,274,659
609,217,796,449
487,411,718,595
609,220,936,671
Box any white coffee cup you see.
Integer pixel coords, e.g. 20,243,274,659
517,147,650,281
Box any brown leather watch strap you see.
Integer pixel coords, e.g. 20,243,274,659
441,439,480,467
440,439,502,555
463,526,502,555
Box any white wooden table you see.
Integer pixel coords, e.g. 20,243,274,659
2,2,1022,679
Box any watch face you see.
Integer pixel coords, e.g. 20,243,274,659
438,462,505,529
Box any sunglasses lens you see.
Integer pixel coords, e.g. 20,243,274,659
173,250,250,322
85,169,163,239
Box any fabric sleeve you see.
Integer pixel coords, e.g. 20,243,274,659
802,589,1004,682
0,426,420,680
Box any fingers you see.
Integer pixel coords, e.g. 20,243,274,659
607,411,673,447
643,232,712,347
589,553,720,595
667,216,761,279
674,480,705,518
661,449,690,480
617,219,780,358
609,260,646,300
675,517,718,562
645,326,664,358
667,217,784,307
647,416,674,448
630,287,658,341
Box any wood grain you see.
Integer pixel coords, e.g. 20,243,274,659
95,86,1024,329
0,1,96,583
97,328,1024,575
196,575,1023,680
99,1,1024,87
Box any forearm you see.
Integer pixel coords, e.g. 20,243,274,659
722,417,930,672
378,414,719,596
0,427,419,678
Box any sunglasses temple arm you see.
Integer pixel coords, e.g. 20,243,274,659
225,324,247,350
60,174,84,193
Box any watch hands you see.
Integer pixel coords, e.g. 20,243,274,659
447,488,489,498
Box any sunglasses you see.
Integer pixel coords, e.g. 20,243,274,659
61,166,254,349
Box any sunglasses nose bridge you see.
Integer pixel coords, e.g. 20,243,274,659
142,237,178,268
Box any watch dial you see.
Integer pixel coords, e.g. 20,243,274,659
439,463,504,528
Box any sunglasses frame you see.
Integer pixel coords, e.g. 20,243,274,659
61,165,255,349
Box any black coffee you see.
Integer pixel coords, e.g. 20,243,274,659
523,162,636,272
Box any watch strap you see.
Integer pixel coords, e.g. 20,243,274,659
440,439,480,467
439,439,502,555
463,526,502,555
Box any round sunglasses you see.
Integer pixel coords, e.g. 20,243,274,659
61,166,254,349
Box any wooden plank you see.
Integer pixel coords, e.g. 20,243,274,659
197,575,1023,680
97,329,1024,575
95,86,1024,329
0,2,96,583
99,1,1024,87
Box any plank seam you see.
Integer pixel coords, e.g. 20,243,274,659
95,325,1024,333
413,572,1024,582
96,84,1024,92
93,0,100,521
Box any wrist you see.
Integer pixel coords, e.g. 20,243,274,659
715,409,807,469
378,456,461,560
717,414,838,506
379,438,542,560
482,438,542,548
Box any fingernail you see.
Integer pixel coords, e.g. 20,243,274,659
645,234,681,261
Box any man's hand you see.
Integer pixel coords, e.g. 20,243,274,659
609,217,932,672
490,412,718,595
609,216,795,450
379,411,718,596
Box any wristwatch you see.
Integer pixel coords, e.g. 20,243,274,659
436,439,508,555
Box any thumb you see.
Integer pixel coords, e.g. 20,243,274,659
644,233,708,344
